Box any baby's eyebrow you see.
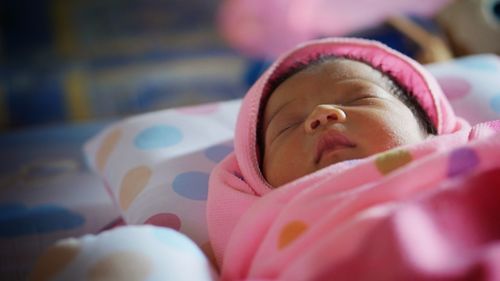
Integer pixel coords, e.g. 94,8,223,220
265,98,297,130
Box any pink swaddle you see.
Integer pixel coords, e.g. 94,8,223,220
207,38,500,280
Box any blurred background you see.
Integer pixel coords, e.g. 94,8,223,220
0,0,248,131
1,0,499,131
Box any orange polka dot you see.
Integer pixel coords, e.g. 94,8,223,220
87,251,152,281
375,149,413,175
278,220,308,250
119,166,152,210
96,129,122,172
29,238,81,281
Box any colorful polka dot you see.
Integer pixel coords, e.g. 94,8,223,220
134,125,182,149
29,239,80,281
278,220,308,250
205,144,233,163
145,213,181,230
119,166,152,210
490,95,500,113
436,76,471,100
177,103,220,114
172,171,209,201
87,251,152,281
447,147,480,178
96,129,122,172
375,149,413,175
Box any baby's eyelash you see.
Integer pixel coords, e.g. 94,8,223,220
277,121,301,136
349,95,379,104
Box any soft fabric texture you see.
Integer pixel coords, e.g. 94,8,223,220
206,38,500,279
83,100,240,248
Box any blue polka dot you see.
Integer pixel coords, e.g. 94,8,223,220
134,125,182,149
490,95,500,113
172,172,209,200
151,227,203,255
457,57,499,71
205,144,233,163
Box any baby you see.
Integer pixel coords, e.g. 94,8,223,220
206,38,500,280
205,37,500,279
260,55,437,186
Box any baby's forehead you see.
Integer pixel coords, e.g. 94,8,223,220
299,58,386,84
265,58,392,107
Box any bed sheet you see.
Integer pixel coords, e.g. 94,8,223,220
0,121,121,280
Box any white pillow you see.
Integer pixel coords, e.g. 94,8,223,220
84,54,500,248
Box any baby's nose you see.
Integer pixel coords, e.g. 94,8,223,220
304,104,346,133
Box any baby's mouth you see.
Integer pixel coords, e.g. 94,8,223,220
314,131,356,164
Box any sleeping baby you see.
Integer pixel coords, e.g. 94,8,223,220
207,37,500,280
260,54,436,187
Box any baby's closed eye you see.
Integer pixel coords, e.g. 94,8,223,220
277,120,302,136
343,91,390,106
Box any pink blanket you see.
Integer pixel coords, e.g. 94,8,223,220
207,38,500,280
210,121,500,280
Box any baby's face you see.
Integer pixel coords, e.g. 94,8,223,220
261,59,427,187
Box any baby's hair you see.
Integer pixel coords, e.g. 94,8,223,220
261,54,437,136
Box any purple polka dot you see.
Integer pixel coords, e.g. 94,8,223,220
172,172,209,200
437,76,472,100
205,144,233,163
447,148,480,178
176,103,220,115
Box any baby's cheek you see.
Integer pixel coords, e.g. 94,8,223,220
369,112,422,149
263,146,307,187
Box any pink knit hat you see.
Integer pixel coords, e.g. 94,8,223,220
234,37,459,193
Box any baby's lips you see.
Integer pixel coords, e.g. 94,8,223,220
315,130,356,164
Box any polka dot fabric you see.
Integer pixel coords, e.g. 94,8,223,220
84,100,240,247
83,54,500,249
427,54,500,124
